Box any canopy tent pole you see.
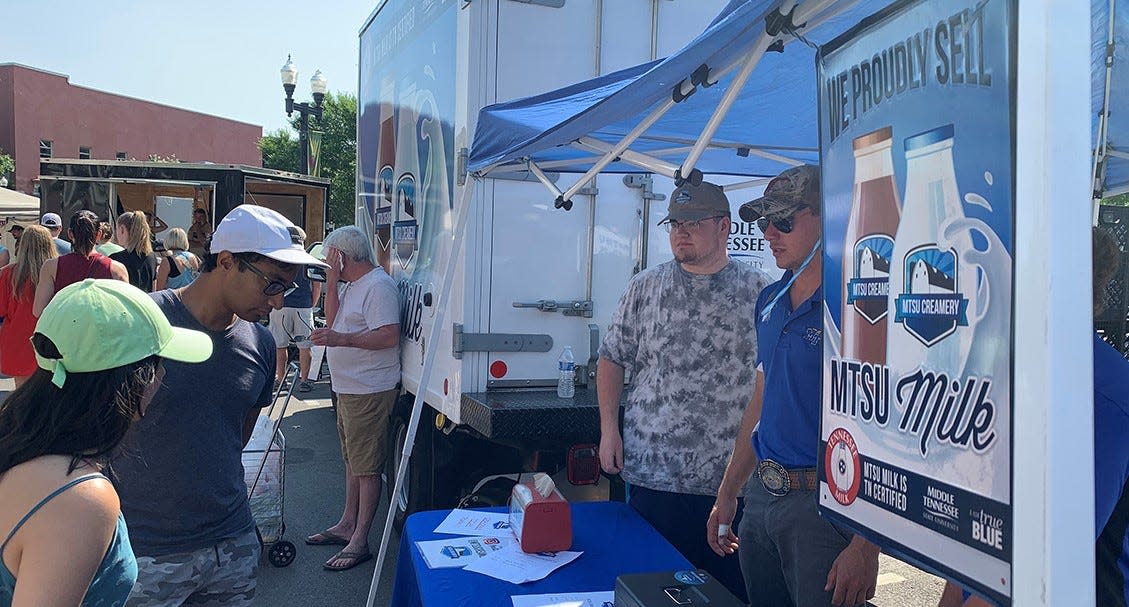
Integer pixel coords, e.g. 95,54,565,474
1108,147,1129,160
365,179,476,607
680,0,841,179
575,136,680,177
555,97,680,207
723,176,773,191
526,159,567,199
679,23,778,181
1092,0,1117,224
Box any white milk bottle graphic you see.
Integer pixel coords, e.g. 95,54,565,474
415,66,450,274
887,124,977,387
841,126,900,365
393,78,421,274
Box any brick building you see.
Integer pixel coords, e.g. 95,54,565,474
0,63,262,195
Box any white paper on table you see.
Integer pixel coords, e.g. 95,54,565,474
510,590,614,607
463,544,583,584
432,508,515,536
415,535,516,569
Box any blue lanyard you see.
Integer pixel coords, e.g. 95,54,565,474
760,238,822,323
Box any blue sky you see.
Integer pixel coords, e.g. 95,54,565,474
0,1,377,133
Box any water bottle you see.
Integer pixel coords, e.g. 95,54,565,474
557,346,575,398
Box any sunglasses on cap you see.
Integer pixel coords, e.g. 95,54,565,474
756,206,809,234
238,258,298,297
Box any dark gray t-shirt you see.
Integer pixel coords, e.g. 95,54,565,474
110,290,275,557
600,260,771,495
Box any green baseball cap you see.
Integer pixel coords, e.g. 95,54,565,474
35,279,213,387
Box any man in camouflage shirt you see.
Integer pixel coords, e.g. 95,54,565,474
598,180,771,602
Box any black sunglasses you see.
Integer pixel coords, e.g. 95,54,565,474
238,258,298,297
756,207,809,234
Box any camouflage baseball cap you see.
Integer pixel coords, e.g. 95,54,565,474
658,181,731,225
738,165,821,222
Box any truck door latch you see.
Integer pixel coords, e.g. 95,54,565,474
512,299,593,318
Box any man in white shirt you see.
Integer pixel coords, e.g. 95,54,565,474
308,225,400,572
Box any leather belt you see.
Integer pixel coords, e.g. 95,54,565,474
757,460,818,496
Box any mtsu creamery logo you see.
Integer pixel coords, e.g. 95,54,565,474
847,235,894,323
893,245,969,346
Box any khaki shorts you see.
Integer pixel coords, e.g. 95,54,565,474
268,307,314,349
335,389,397,475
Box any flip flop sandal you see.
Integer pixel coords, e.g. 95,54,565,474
305,530,350,546
323,550,373,571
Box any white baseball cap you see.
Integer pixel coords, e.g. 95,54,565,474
41,212,62,228
209,204,328,268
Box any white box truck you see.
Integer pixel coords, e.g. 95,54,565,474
357,0,783,525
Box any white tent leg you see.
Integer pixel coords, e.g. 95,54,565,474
365,179,476,607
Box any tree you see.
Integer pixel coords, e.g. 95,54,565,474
1104,192,1129,207
0,151,13,186
260,91,356,228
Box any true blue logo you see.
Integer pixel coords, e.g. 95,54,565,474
846,235,894,324
893,246,969,346
675,189,693,205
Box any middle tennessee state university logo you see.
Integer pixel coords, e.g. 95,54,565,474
893,245,969,346
847,235,894,324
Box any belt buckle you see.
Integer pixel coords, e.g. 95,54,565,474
758,460,791,497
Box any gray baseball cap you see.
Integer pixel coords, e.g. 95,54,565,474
738,165,821,222
658,181,731,225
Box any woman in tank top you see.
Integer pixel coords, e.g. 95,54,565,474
32,211,128,318
109,211,160,293
154,228,200,290
0,279,212,607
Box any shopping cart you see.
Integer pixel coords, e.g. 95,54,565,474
243,362,299,567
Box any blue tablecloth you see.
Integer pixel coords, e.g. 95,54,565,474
391,501,693,607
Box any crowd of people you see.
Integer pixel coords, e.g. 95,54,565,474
0,205,332,606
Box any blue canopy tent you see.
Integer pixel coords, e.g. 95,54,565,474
469,0,1129,205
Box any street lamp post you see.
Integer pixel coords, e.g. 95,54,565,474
280,55,328,175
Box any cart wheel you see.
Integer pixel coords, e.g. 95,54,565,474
268,541,296,567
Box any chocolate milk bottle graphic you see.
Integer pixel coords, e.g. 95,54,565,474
841,127,901,364
374,74,396,273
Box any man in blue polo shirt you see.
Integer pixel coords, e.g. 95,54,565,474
707,165,879,607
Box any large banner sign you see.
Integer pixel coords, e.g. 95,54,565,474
817,1,1015,603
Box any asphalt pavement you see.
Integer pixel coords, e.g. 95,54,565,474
0,373,945,606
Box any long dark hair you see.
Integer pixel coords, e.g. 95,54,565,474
0,334,159,474
68,210,99,255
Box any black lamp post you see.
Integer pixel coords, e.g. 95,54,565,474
280,55,328,175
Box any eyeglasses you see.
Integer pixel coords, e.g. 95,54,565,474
756,207,808,234
662,216,725,233
238,258,298,297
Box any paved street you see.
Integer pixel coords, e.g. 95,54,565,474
0,373,944,606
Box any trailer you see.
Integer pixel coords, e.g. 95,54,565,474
37,159,329,245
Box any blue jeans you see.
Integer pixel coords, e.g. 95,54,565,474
627,484,749,603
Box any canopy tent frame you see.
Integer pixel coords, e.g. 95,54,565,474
1093,0,1118,221
472,0,849,205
